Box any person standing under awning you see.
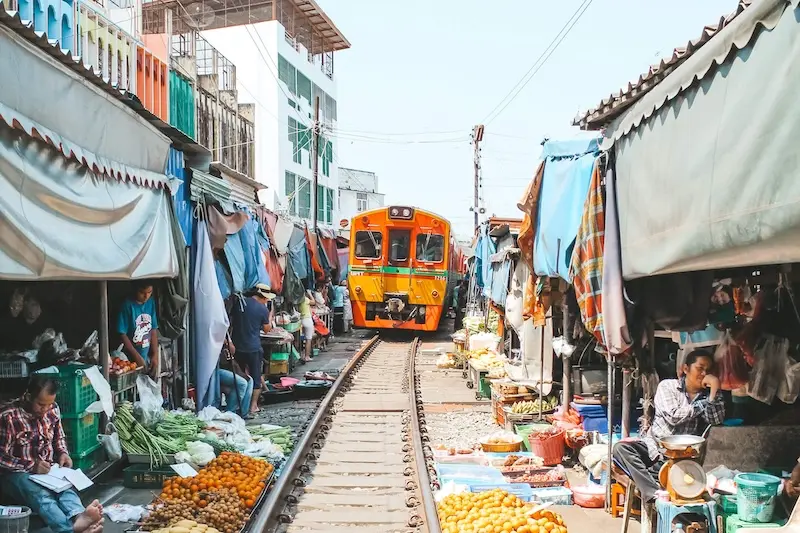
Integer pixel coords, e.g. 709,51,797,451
118,281,160,380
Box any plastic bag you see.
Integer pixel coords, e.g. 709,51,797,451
777,354,800,404
748,336,788,404
103,503,146,523
98,427,123,461
133,375,164,428
186,441,216,466
715,333,750,391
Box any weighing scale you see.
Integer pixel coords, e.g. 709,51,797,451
658,435,708,505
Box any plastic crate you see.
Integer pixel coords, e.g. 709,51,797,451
469,483,534,501
62,412,99,457
0,359,29,379
530,486,573,506
270,352,290,361
123,464,178,489
110,369,141,392
71,443,104,472
53,364,98,415
436,464,505,485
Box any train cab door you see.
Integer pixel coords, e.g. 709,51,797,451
386,228,411,313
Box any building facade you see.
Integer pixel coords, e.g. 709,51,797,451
338,167,385,236
202,4,349,227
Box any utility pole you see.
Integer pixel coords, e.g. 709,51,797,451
472,124,485,230
312,96,321,232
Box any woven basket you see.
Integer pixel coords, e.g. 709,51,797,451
528,429,566,466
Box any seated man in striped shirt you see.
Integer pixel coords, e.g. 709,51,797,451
613,349,725,503
0,376,104,533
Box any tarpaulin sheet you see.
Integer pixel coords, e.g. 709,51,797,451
288,226,310,281
194,221,229,410
609,0,800,278
0,26,170,179
0,122,179,280
223,231,246,294
240,218,270,290
167,147,192,247
533,138,599,281
474,226,495,297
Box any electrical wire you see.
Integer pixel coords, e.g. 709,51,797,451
481,0,595,125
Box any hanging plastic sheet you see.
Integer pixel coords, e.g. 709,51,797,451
534,138,599,280
214,259,233,300
288,226,310,281
272,217,294,256
304,226,325,280
223,231,246,294
474,226,496,297
167,147,193,247
338,248,349,282
506,259,527,335
193,221,229,410
240,218,270,290
489,250,513,307
264,248,284,293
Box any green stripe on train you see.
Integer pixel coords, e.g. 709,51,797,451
349,266,450,276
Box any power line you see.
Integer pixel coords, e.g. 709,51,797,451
481,0,594,125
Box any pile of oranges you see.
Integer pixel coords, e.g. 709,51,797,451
437,489,568,533
150,453,274,533
158,452,273,510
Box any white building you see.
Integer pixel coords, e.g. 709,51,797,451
203,5,349,226
338,167,385,236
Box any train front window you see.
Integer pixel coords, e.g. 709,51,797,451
416,233,444,262
354,231,382,259
389,230,411,262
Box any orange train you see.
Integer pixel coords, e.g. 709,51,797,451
347,206,465,331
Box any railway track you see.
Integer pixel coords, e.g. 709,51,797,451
252,335,441,533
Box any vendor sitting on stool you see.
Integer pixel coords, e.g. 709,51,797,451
0,376,104,533
613,349,725,503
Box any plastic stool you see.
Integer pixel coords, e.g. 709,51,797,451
612,482,641,519
656,500,718,533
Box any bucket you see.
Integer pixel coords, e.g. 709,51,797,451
0,506,31,533
527,429,566,466
735,473,781,523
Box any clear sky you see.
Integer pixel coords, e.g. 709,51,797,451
313,0,734,238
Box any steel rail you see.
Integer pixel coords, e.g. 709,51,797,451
409,337,442,533
247,334,380,533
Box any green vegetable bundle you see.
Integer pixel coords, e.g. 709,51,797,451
155,412,205,440
115,402,185,467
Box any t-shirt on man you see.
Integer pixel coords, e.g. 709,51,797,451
117,298,158,364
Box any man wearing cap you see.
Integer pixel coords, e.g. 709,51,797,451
230,284,274,416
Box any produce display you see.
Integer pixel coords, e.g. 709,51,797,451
116,402,185,466
437,489,568,533
110,357,139,375
499,455,543,467
468,349,505,370
248,425,294,455
510,397,558,414
144,453,274,533
503,466,566,486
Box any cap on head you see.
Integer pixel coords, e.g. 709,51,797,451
254,283,276,300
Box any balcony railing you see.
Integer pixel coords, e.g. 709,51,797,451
76,1,138,91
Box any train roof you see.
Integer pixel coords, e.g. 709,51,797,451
354,206,452,227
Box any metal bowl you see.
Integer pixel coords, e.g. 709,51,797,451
658,435,705,451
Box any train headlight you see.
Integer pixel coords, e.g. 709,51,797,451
402,208,411,217
355,286,363,293
390,208,400,217
432,290,439,298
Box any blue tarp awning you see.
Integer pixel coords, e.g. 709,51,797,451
533,137,600,281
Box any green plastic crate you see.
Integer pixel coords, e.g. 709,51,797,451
477,377,492,399
123,464,177,489
53,364,98,415
62,412,99,457
727,514,785,532
71,443,104,472
270,352,290,362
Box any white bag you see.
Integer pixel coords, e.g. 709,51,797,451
777,354,800,404
98,425,123,461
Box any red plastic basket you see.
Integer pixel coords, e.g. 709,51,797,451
528,429,566,466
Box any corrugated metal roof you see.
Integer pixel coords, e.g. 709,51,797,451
574,0,755,130
190,168,233,210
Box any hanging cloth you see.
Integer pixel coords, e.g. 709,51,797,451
304,225,325,280
569,162,605,345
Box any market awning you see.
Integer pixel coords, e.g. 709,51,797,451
0,122,179,280
607,0,800,278
0,25,171,184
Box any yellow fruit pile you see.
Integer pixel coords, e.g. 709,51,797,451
437,489,568,533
